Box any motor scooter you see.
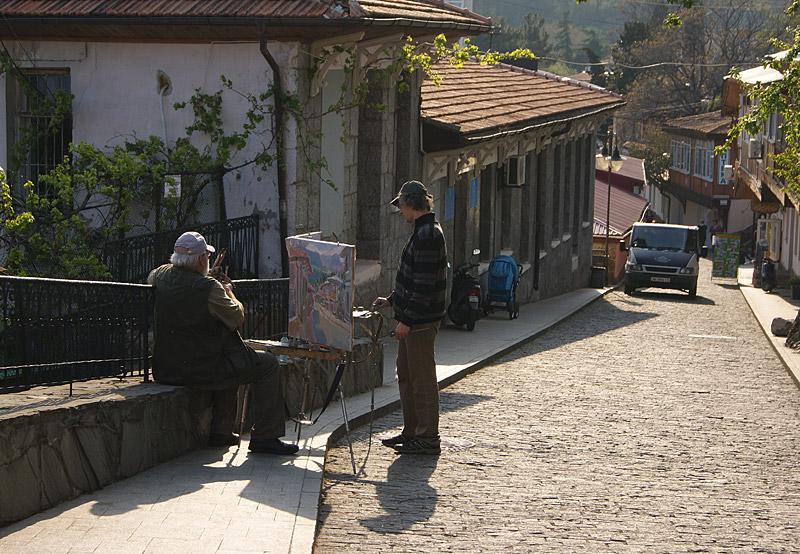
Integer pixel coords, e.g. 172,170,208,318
761,256,776,293
447,249,482,331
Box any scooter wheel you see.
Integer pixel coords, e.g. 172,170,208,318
466,313,476,331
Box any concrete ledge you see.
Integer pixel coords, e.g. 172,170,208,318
0,341,381,526
0,382,211,526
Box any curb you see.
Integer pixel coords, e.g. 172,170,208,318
738,283,800,390
325,286,617,446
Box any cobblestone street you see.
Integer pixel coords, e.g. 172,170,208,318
315,265,800,552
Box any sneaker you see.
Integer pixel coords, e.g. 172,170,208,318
392,438,441,455
380,434,409,447
249,438,300,455
208,433,240,447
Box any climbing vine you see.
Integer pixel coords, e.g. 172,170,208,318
717,1,800,196
0,34,533,278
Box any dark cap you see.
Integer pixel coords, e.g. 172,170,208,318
390,180,433,206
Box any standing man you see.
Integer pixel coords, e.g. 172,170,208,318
373,180,448,455
148,231,298,455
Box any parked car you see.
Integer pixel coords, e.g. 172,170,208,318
621,223,708,298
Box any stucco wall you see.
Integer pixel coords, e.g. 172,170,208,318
2,40,301,277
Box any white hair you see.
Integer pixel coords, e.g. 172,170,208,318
170,252,204,268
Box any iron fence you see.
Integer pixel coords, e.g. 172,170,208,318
103,214,260,283
0,276,153,393
234,279,289,340
0,275,290,394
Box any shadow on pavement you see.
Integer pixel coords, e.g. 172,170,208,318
497,296,659,361
631,290,716,305
358,455,439,533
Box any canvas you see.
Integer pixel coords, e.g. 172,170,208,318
286,234,355,351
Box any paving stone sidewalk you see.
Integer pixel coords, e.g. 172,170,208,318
0,275,607,553
316,262,800,552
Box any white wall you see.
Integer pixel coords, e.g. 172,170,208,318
727,199,753,234
320,69,345,239
4,40,300,277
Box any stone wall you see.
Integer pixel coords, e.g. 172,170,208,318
0,340,381,526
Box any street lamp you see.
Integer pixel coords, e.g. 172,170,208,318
595,138,624,286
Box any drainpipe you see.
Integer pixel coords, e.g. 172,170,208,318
259,27,290,277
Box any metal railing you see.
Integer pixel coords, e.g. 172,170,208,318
234,279,289,340
102,214,260,283
0,275,290,394
0,276,153,393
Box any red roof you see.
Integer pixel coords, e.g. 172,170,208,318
422,62,623,138
0,0,490,27
593,181,649,237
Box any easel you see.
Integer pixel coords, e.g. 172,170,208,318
245,310,383,475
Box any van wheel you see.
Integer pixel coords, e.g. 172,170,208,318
688,285,697,299
624,285,635,295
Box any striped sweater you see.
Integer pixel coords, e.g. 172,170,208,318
389,212,448,325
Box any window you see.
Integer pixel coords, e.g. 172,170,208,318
765,112,780,142
553,143,561,238
670,139,691,173
563,142,572,235
693,140,713,181
718,149,730,185
582,135,592,222
8,69,72,195
536,150,546,251
572,138,583,253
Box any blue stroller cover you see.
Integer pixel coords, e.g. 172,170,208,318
488,255,518,301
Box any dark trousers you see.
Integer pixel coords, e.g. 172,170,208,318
196,348,286,440
396,321,440,444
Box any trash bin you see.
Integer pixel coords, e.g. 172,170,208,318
590,266,606,288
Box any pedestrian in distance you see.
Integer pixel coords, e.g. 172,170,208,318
373,180,448,455
148,231,298,455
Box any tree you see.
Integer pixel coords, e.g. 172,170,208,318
0,35,534,279
522,13,552,58
556,10,574,61
721,1,800,195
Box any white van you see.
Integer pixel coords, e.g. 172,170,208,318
621,223,708,298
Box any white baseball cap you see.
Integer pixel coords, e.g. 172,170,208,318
173,231,215,255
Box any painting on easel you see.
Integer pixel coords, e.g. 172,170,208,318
285,233,355,351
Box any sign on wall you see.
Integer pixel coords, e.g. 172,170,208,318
286,234,355,351
712,233,740,279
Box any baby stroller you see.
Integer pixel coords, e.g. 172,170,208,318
484,255,520,320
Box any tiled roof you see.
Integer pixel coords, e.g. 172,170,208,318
593,181,648,237
421,61,623,137
358,0,490,27
0,0,490,28
597,155,645,183
663,111,731,137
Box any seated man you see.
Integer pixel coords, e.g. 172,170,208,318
147,231,298,455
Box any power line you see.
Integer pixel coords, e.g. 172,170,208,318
536,56,764,70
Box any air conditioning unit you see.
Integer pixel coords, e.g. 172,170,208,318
504,155,526,187
722,164,734,182
748,137,762,159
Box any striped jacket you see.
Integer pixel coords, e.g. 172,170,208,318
389,212,448,325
